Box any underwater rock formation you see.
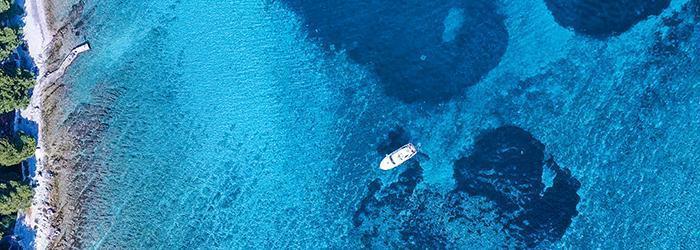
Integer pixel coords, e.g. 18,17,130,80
353,127,441,248
650,0,699,59
544,0,671,37
280,0,508,103
352,162,430,248
452,126,581,247
453,126,547,213
376,127,412,156
354,125,581,248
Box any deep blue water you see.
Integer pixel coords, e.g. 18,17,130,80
48,0,700,248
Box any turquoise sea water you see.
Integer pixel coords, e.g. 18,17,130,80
44,0,699,248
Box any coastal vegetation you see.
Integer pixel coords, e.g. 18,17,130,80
0,27,20,59
0,181,33,232
0,69,34,113
0,0,38,240
0,181,32,216
0,0,9,14
0,134,35,166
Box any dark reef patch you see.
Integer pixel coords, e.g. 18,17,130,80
279,0,508,103
376,127,412,155
376,126,429,161
352,162,436,248
544,0,671,37
353,126,581,248
650,0,699,60
453,126,580,247
517,159,581,246
453,126,546,214
354,126,441,247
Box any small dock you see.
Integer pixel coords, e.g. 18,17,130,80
59,42,91,71
45,42,91,82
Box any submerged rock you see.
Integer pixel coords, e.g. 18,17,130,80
353,161,430,248
452,126,580,247
454,126,546,213
353,125,581,248
650,0,699,59
280,0,508,104
544,0,670,37
376,127,412,156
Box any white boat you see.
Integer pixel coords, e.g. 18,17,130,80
379,143,417,170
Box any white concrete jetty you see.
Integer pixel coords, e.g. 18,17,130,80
45,42,91,82
59,42,90,72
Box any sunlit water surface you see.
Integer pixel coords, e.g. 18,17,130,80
48,0,700,248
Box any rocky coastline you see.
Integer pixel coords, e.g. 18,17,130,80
21,0,91,248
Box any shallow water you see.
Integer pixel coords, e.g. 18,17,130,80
51,0,699,248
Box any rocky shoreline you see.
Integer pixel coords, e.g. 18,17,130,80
21,0,91,248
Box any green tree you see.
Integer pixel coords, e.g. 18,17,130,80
0,214,14,235
0,181,33,216
0,0,10,14
0,27,19,60
0,69,34,113
0,134,35,167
